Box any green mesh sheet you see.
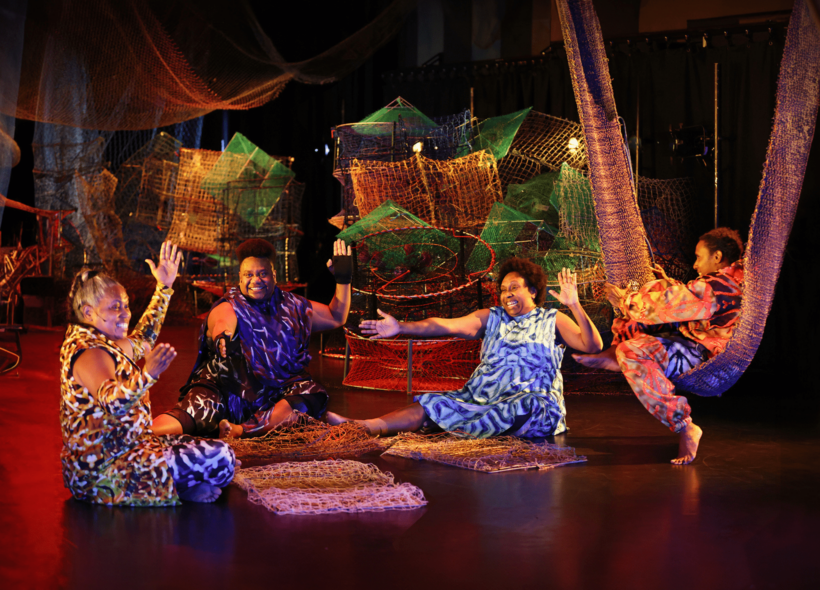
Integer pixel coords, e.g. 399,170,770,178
337,199,432,244
356,97,438,135
466,202,544,273
201,133,294,228
553,163,600,252
466,107,532,160
504,170,560,234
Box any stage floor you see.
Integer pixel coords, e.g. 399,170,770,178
1,324,818,589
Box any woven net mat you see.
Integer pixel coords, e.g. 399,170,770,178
226,413,389,462
556,0,654,290
233,460,427,515
383,432,587,473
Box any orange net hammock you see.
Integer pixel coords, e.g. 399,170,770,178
8,0,416,130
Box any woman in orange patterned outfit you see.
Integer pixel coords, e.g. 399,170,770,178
60,241,235,505
574,228,744,465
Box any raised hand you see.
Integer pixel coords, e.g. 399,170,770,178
603,282,626,309
144,342,177,379
326,239,352,277
146,241,183,288
548,268,580,307
360,309,400,339
651,263,670,281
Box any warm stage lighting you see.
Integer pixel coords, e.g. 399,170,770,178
412,141,423,153
567,137,580,154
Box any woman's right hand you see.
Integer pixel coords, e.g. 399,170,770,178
360,309,400,339
144,343,177,379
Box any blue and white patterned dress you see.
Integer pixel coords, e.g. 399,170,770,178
416,307,567,438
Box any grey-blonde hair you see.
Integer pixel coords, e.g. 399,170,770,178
69,267,121,322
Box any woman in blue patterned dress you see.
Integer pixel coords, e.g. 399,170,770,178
326,258,603,438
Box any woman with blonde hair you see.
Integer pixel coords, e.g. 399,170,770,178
60,242,235,505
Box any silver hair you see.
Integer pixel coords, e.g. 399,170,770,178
69,267,121,322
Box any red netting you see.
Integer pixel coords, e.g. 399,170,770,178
343,331,481,392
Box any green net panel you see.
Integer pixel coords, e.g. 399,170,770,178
466,202,552,275
503,171,561,234
469,107,532,160
337,199,432,244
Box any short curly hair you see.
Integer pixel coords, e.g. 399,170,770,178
699,227,744,264
496,257,548,306
236,239,276,264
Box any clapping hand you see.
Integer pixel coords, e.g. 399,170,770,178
146,241,183,288
144,343,177,379
360,309,400,339
548,268,580,307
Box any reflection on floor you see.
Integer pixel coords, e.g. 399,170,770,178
1,324,818,589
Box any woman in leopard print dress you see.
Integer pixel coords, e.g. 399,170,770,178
60,241,235,506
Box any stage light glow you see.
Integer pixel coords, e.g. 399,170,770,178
412,141,423,153
568,137,580,154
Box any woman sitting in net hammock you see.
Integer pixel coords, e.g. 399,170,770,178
327,257,603,438
574,228,744,465
59,242,236,506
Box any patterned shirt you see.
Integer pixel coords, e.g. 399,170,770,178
60,284,180,506
618,262,744,356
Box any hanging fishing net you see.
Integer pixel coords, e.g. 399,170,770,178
382,432,587,473
233,460,427,515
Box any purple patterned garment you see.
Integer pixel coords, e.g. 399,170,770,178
227,286,313,387
180,287,316,425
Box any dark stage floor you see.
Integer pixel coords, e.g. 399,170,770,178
1,324,819,590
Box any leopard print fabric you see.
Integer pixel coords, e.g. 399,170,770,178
59,284,181,506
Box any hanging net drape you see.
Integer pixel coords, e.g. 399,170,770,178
558,0,820,396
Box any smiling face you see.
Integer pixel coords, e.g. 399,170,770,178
239,256,275,300
82,284,131,340
693,240,726,277
499,271,537,317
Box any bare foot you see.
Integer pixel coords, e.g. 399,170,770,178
325,412,384,437
671,422,702,465
219,419,244,439
179,483,222,503
572,347,620,371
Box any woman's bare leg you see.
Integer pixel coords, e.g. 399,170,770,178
152,414,183,435
326,403,426,436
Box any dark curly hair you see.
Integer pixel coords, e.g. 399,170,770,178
496,257,548,306
236,239,276,264
699,227,744,264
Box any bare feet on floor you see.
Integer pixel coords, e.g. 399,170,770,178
218,419,243,439
672,422,703,465
179,483,221,503
572,347,620,372
325,412,385,437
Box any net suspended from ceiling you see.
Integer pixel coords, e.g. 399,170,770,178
557,0,820,396
8,0,416,131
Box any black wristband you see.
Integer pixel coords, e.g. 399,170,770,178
333,255,353,284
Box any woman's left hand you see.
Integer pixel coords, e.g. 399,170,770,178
548,268,580,307
146,241,183,288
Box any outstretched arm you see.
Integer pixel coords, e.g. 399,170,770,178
550,268,603,353
311,239,352,332
360,308,491,340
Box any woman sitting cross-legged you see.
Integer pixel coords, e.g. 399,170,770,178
327,257,603,438
60,241,236,506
